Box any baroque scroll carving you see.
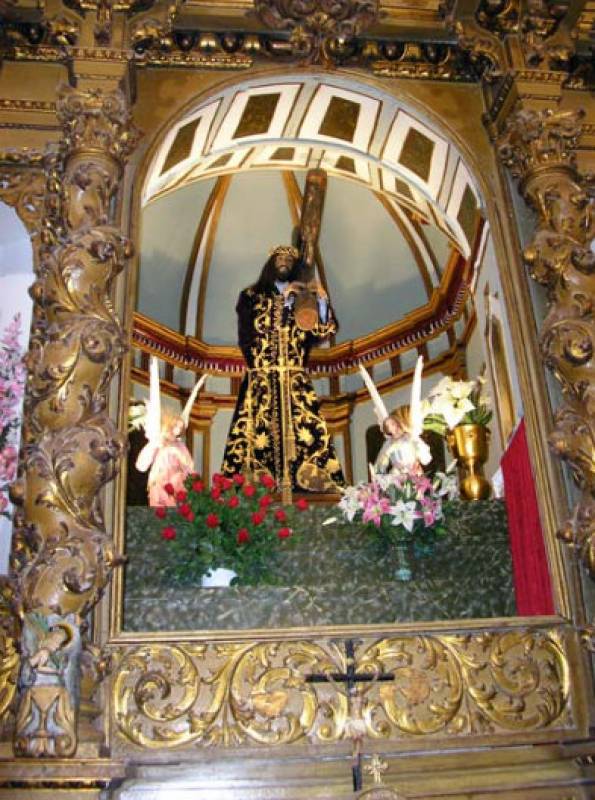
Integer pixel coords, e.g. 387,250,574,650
498,107,595,576
12,84,139,757
441,8,505,83
112,630,572,751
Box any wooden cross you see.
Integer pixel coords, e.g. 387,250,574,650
305,639,394,792
279,168,327,505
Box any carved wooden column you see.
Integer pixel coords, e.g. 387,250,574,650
497,107,594,575
12,84,139,757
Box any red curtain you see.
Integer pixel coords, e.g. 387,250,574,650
501,418,555,615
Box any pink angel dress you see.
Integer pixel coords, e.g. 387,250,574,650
136,435,194,507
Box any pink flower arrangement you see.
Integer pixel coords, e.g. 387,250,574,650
337,463,459,540
0,314,26,519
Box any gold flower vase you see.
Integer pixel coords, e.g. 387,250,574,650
451,424,491,501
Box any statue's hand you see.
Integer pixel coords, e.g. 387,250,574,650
283,281,306,297
307,280,328,301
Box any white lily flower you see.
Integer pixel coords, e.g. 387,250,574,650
449,379,476,400
433,470,459,500
338,486,361,522
427,376,452,398
390,500,418,533
431,394,474,429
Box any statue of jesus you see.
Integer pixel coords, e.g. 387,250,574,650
221,245,344,498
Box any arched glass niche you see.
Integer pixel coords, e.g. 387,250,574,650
116,74,556,634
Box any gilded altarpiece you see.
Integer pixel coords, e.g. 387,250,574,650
0,0,593,796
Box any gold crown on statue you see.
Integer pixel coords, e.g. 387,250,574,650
269,245,299,259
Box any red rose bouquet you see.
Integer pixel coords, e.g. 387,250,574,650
155,472,303,585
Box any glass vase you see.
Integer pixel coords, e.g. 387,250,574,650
395,539,413,582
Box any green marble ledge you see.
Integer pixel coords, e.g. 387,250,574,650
123,500,516,631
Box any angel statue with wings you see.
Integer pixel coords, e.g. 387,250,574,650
131,357,206,507
359,356,431,474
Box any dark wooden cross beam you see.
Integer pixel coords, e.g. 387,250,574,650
305,639,394,793
298,167,327,280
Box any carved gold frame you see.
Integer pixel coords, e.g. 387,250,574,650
85,67,589,759
0,5,592,786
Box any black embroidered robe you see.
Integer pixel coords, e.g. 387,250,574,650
221,286,345,491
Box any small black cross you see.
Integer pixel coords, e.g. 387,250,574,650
305,639,394,792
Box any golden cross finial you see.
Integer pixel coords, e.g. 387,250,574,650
365,754,388,785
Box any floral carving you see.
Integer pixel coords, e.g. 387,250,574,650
476,0,519,35
521,0,571,67
253,0,380,65
498,107,595,576
113,641,345,748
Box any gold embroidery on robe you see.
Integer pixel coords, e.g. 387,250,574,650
222,287,344,491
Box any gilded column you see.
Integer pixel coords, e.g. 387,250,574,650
11,84,139,757
498,107,594,575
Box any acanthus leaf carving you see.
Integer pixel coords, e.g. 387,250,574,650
520,0,571,68
13,85,139,757
56,84,140,166
111,631,573,752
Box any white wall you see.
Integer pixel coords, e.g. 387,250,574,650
0,203,34,574
467,232,524,478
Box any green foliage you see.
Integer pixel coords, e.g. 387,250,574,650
156,472,303,585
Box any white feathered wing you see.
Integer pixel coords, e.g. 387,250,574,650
358,364,389,427
136,356,162,472
407,356,431,466
181,373,207,429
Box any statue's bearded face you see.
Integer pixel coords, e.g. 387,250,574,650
274,252,295,280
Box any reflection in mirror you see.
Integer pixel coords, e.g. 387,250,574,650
121,84,555,633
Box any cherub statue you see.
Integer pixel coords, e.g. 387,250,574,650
134,357,206,507
359,356,432,473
